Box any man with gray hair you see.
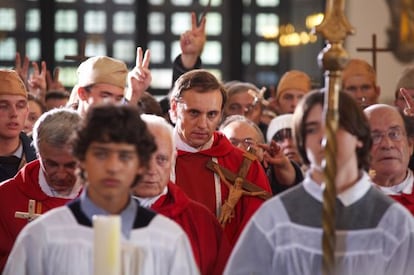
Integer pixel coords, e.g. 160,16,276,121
0,108,83,272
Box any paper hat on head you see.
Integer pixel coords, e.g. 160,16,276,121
342,58,376,85
77,56,128,89
276,70,311,100
0,69,27,98
396,66,414,92
266,114,293,142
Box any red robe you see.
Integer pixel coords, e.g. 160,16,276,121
175,132,271,246
152,182,231,275
390,190,414,215
0,160,82,271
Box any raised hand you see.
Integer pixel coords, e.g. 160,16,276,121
180,12,207,68
259,141,290,169
28,61,47,102
15,52,30,86
126,47,152,105
259,140,296,187
46,67,66,92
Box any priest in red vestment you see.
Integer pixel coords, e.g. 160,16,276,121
169,70,273,246
135,114,231,275
0,109,83,272
364,104,414,215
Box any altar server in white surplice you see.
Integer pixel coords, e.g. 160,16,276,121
224,91,414,275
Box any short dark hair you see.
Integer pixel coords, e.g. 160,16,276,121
72,104,157,172
293,90,372,171
170,69,227,109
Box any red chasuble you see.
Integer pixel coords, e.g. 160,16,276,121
152,182,231,275
175,132,271,246
0,160,82,272
390,190,414,215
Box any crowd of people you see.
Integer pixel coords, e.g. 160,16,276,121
1,10,414,275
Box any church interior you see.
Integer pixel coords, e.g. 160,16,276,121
0,0,411,104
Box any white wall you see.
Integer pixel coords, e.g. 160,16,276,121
345,0,411,105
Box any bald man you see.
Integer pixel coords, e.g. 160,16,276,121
364,104,414,215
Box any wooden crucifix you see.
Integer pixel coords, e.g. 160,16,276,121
206,150,272,226
15,200,41,222
65,40,89,62
357,34,392,72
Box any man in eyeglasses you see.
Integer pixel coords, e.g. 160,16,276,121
364,104,414,215
219,115,265,161
219,115,302,195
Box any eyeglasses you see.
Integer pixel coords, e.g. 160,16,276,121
229,137,257,149
272,128,293,143
371,127,406,145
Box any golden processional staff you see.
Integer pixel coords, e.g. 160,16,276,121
313,0,354,274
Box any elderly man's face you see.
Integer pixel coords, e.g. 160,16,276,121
38,143,77,195
220,120,264,162
365,106,413,186
134,124,173,197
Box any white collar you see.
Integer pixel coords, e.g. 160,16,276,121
376,169,414,195
303,170,373,207
174,128,214,152
134,186,168,208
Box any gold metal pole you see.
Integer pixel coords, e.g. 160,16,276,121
313,1,354,274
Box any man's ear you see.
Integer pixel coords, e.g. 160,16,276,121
169,99,178,124
77,86,88,101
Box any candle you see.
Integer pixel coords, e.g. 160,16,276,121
93,215,121,275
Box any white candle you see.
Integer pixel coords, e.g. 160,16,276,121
93,215,121,275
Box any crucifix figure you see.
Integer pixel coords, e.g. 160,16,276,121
15,200,41,222
357,34,392,72
206,149,272,227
